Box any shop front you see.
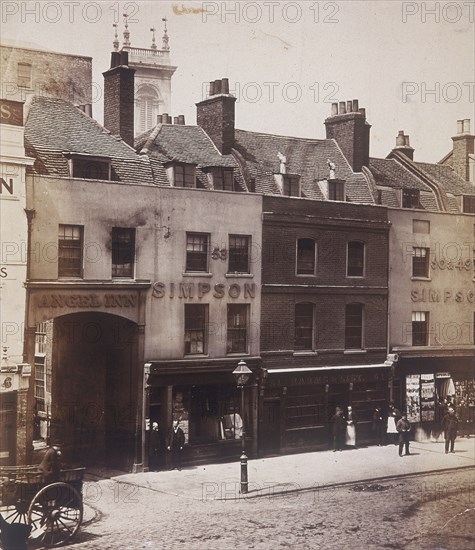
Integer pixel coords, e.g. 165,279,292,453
259,364,391,456
143,358,260,468
395,352,475,440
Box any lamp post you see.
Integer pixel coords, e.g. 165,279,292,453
232,360,252,494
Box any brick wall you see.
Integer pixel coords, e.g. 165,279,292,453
103,66,135,147
452,134,474,182
325,113,370,172
196,95,236,154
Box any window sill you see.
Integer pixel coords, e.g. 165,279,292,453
296,273,317,278
343,349,367,355
346,275,365,279
293,351,318,356
411,277,431,281
184,354,209,359
225,273,253,278
226,352,250,357
183,272,213,278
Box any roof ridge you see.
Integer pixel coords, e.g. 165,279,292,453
236,127,330,144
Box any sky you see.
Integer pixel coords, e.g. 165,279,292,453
1,0,474,161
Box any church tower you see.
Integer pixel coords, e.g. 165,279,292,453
113,16,177,136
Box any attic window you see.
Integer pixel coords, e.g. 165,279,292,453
328,180,345,201
212,167,234,191
283,175,300,197
402,189,421,209
174,163,196,188
66,154,111,181
462,195,475,214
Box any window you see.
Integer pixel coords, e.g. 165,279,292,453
345,303,363,349
412,247,429,278
228,235,251,273
58,225,83,277
227,304,249,353
213,168,234,191
463,196,475,214
347,241,365,277
17,63,31,88
402,189,421,209
296,238,316,275
328,180,345,201
186,233,209,272
35,358,46,412
112,228,135,278
412,312,428,346
294,303,315,350
71,157,111,180
185,304,208,354
283,175,300,197
174,164,196,188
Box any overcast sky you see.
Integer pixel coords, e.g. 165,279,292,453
2,0,474,161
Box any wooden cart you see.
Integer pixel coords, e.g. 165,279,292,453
0,466,85,547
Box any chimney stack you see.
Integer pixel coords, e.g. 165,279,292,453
103,50,135,147
324,99,371,172
451,119,474,182
392,130,415,160
196,77,236,155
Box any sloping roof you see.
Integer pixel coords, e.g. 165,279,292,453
369,158,430,191
414,162,475,196
234,129,375,203
24,96,154,184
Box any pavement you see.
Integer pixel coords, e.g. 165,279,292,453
83,437,475,510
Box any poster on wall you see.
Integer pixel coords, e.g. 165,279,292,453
406,375,421,423
420,374,435,422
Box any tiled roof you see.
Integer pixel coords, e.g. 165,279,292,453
419,192,439,212
415,162,475,196
234,129,375,203
369,158,430,191
24,96,154,185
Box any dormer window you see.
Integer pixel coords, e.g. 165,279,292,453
174,163,196,188
462,195,475,214
212,167,234,191
402,189,421,209
65,153,111,181
283,174,300,197
328,180,345,201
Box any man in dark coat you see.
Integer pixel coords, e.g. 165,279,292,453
331,407,346,451
149,422,162,471
38,443,62,483
167,420,185,470
442,408,459,453
396,414,411,457
372,407,386,446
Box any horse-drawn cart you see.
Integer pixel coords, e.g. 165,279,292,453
0,465,85,547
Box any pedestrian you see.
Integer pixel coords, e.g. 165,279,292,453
331,406,346,452
396,414,411,457
456,400,469,438
372,407,385,446
345,406,357,448
38,441,62,482
387,402,401,445
442,408,459,454
167,420,185,470
149,422,162,471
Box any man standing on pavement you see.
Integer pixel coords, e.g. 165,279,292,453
396,413,411,457
442,408,459,453
331,406,346,452
167,420,185,470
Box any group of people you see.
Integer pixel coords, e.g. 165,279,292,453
149,419,185,471
332,402,464,457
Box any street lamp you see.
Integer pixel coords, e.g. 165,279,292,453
232,359,252,494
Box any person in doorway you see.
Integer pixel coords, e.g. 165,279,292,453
39,441,62,482
332,407,346,452
387,402,401,445
345,406,357,448
149,422,162,471
372,407,386,446
456,400,469,438
396,414,411,457
442,408,459,453
167,420,185,470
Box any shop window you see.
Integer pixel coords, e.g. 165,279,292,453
294,303,315,350
174,164,196,188
412,312,428,346
345,303,364,349
58,225,83,278
296,238,316,275
463,196,475,214
112,228,135,278
328,180,345,201
184,304,208,354
402,189,421,209
347,241,365,277
185,233,209,272
228,235,251,273
17,63,32,88
212,167,234,191
412,247,429,278
283,175,300,197
227,304,249,354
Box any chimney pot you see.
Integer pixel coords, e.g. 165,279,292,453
358,108,366,118
352,99,359,112
214,79,222,94
339,101,346,115
209,81,215,96
173,116,179,124
347,101,353,113
162,113,169,124
85,104,92,117
396,130,405,147
178,115,185,125
221,78,230,94
331,103,338,116
457,120,464,134
110,51,120,68
119,50,129,66
404,135,411,147
463,119,471,134
157,114,163,124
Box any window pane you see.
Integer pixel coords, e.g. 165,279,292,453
214,168,234,191
347,242,365,277
403,189,420,209
295,303,314,350
283,175,299,197
58,225,83,277
329,181,345,201
229,235,250,273
345,303,363,349
297,239,316,275
175,164,195,188
185,305,207,354
112,228,135,277
227,304,248,353
186,233,209,272
412,247,429,277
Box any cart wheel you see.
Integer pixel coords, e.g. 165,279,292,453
27,482,83,547
1,502,30,524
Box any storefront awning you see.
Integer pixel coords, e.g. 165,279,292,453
266,363,390,374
